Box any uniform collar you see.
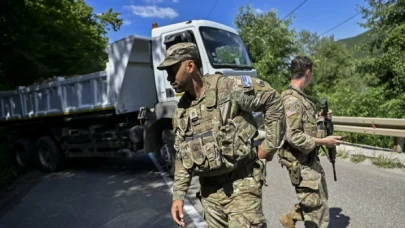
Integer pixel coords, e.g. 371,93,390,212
288,83,318,108
289,84,308,98
184,78,208,106
289,84,303,93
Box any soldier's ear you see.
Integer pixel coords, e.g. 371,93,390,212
186,60,195,73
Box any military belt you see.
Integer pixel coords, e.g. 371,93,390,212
283,142,317,156
185,130,213,142
199,161,256,186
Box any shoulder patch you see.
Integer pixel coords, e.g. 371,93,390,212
241,75,252,88
255,79,265,87
252,78,272,92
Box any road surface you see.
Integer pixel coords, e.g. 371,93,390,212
1,153,404,228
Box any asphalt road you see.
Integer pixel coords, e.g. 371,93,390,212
1,153,405,228
263,156,405,228
0,155,196,228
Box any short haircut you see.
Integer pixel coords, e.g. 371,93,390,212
290,56,313,79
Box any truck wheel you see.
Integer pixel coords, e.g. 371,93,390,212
161,129,176,177
155,143,175,177
12,139,36,168
166,144,176,177
36,136,63,173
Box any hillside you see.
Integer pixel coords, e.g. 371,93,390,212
337,30,372,58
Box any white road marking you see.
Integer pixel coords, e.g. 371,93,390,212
148,153,207,228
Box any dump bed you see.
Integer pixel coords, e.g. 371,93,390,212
0,35,158,123
0,71,110,121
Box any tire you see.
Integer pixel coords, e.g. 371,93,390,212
166,143,176,177
154,143,175,177
12,139,36,168
36,136,63,172
155,129,176,177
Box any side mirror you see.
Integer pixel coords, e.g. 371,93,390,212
164,31,193,50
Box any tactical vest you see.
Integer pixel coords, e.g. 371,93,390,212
174,74,258,176
279,86,318,163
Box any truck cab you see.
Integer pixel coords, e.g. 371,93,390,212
150,20,257,103
1,19,262,176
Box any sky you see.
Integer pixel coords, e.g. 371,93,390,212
85,0,370,43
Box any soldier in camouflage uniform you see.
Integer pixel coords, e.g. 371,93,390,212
278,56,343,228
156,42,286,227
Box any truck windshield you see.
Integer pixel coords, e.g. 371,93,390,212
199,26,253,70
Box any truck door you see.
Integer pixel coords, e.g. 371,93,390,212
154,28,205,103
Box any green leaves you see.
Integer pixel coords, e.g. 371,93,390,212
0,0,123,89
234,4,298,92
357,0,405,99
235,1,404,149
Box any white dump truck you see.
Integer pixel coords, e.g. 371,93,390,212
0,20,261,176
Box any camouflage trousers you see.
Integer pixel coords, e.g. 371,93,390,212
285,159,329,228
197,159,267,228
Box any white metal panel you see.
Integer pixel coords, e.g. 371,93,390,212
151,20,239,38
105,35,153,111
0,71,113,121
151,37,167,103
60,71,111,114
115,37,157,114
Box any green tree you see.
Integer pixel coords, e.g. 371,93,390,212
295,30,356,99
0,0,123,89
233,4,299,92
358,0,405,102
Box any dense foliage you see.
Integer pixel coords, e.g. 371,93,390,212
0,0,123,90
234,1,405,148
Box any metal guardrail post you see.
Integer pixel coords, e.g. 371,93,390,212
394,137,404,153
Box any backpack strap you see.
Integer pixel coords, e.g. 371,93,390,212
205,73,222,108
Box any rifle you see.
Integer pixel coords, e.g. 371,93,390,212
318,98,346,182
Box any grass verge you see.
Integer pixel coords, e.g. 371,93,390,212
371,154,404,169
337,148,349,159
350,153,367,163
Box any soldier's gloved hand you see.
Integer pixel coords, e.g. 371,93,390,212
257,145,272,162
323,135,343,147
171,200,185,227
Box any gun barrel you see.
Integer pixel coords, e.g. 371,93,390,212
332,162,337,181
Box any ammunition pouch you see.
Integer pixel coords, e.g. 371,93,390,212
316,117,327,138
175,74,258,177
181,130,234,176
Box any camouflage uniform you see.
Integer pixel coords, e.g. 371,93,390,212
278,84,329,228
158,43,286,227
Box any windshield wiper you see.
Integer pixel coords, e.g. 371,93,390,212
214,64,253,70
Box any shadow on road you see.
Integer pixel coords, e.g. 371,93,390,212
0,154,192,228
329,207,350,228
